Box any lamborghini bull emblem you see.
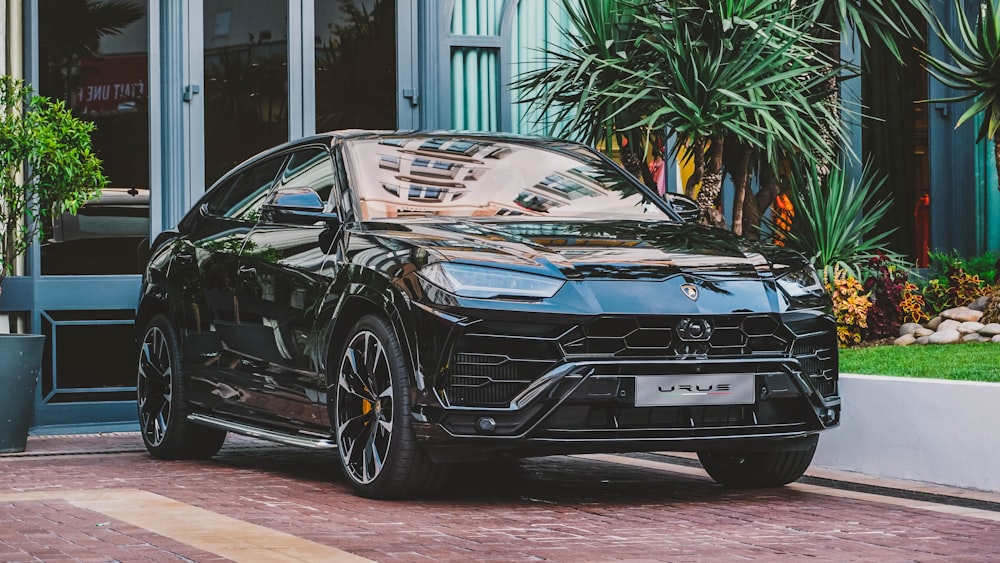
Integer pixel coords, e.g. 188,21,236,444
680,283,699,301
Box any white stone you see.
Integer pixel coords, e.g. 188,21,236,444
937,319,962,333
958,321,985,334
915,336,931,345
894,334,916,346
962,333,989,343
979,323,1000,336
899,323,922,336
993,335,1000,343
941,307,983,323
926,316,943,330
928,330,961,344
940,307,969,320
970,295,990,311
914,328,935,337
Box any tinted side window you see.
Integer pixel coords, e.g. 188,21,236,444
333,146,356,222
205,154,286,220
278,147,336,209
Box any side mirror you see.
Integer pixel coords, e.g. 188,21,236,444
263,186,340,226
664,192,700,223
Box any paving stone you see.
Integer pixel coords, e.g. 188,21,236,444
0,433,998,562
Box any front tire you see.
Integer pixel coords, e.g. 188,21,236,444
697,436,818,488
137,314,226,459
332,314,450,498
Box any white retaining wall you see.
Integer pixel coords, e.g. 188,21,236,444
813,373,1000,492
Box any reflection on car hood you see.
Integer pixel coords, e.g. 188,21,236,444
361,218,786,281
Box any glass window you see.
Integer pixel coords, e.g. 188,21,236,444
37,0,149,275
205,154,286,221
315,0,397,132
278,148,336,208
346,137,672,221
203,0,289,186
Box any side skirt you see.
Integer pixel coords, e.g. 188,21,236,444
187,413,336,449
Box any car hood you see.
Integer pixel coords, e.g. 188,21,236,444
361,218,792,281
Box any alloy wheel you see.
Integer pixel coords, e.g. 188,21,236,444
336,330,395,485
137,325,172,447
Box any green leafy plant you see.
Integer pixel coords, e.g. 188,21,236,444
923,0,1000,194
928,249,998,285
823,266,872,347
900,281,930,324
0,76,107,298
778,164,896,278
860,253,908,339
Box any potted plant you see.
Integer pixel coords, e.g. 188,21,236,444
0,76,106,452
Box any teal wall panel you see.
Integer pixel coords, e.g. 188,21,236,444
451,0,502,35
447,0,572,133
451,47,498,130
510,0,570,135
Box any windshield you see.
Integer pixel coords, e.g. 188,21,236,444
345,136,674,221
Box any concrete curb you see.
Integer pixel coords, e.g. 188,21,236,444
814,373,1000,493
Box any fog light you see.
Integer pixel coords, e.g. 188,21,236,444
476,417,497,434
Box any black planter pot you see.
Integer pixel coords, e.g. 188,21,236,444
0,334,44,453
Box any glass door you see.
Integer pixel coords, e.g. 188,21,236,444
30,0,152,428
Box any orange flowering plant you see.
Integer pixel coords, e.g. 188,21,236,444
823,266,871,347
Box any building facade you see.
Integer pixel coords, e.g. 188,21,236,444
0,0,997,431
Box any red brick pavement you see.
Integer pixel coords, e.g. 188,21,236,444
1,433,998,562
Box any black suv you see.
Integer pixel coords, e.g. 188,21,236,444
136,131,839,498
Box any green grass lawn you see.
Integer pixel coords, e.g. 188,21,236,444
839,342,1000,382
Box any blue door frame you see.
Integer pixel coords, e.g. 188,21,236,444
12,0,422,432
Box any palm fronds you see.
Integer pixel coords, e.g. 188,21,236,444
779,164,897,276
923,0,1000,143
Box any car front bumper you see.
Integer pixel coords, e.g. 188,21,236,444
407,306,840,463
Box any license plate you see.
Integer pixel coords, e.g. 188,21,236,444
634,374,755,407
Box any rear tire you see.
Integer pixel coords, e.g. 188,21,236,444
332,314,451,499
137,314,226,460
697,436,817,488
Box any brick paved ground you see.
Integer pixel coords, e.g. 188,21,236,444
1,433,999,562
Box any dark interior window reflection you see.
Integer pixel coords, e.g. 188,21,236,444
38,0,149,275
315,0,396,132
203,0,289,186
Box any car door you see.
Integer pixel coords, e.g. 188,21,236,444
171,153,287,411
229,146,341,430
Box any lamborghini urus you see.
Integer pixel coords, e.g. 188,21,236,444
136,131,839,498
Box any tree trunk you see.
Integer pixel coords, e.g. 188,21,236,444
685,138,706,198
728,143,753,236
696,135,726,228
743,164,783,241
618,132,656,189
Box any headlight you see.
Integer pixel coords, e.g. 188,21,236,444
776,266,825,298
419,262,564,299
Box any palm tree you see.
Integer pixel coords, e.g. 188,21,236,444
627,1,843,229
515,0,657,187
923,0,1000,193
517,0,843,230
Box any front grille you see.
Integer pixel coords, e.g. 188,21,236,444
442,323,564,407
560,314,793,358
438,314,836,408
792,335,838,398
444,353,549,407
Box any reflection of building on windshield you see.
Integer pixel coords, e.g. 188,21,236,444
351,137,662,221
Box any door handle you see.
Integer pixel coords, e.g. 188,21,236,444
238,265,257,281
175,253,194,265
